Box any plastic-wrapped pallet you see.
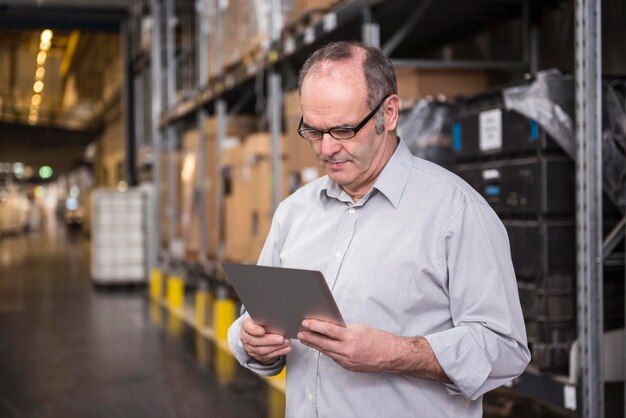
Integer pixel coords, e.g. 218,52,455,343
90,188,147,285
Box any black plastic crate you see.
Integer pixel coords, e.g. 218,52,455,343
518,282,537,320
453,108,562,160
504,220,576,278
535,291,575,321
457,156,575,215
531,341,571,372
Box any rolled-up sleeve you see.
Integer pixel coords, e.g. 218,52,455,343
425,201,531,400
228,312,286,376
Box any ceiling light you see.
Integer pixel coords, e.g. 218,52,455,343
12,163,24,175
39,40,51,51
33,80,44,93
41,29,53,43
36,67,45,79
31,94,42,105
37,51,47,66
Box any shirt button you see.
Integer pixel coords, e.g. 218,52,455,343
335,251,341,258
307,393,313,401
349,207,355,214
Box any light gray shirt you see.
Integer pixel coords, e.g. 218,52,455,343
228,139,530,418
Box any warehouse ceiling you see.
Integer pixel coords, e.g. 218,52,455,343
0,0,135,177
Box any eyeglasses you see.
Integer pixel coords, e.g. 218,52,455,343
297,94,391,141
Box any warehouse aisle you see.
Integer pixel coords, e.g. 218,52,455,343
0,226,280,418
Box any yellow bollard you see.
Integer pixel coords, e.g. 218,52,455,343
167,311,183,338
195,289,208,328
149,268,163,300
215,346,236,384
195,333,210,365
267,385,286,418
213,285,235,341
166,275,185,310
149,301,163,326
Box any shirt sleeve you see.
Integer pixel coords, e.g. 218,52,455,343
227,204,286,376
424,200,531,400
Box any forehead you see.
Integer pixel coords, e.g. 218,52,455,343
300,59,368,111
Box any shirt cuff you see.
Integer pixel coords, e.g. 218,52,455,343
425,326,492,400
227,313,286,377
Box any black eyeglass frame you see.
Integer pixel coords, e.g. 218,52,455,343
297,94,391,141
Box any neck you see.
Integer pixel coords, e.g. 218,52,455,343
347,191,365,202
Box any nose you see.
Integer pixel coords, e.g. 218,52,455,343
319,132,342,158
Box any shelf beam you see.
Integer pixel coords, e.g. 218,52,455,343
381,0,434,56
391,59,526,71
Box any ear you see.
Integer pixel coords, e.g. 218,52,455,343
384,94,400,132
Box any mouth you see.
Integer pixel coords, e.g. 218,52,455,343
326,160,348,170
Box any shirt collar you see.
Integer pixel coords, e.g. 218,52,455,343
371,137,412,209
319,137,413,209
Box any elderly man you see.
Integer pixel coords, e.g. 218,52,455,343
228,41,530,417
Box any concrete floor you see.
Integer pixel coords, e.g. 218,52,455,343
0,226,283,418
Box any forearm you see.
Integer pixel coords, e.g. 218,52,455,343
387,336,451,383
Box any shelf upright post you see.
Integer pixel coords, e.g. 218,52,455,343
522,0,539,74
196,0,210,267
575,0,604,417
215,98,227,258
150,0,164,271
121,18,137,187
215,0,226,259
361,6,380,48
165,0,179,260
269,0,283,211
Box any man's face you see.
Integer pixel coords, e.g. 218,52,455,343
300,59,395,196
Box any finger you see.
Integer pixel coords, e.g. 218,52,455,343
242,318,269,337
301,319,346,340
262,344,292,359
249,341,292,363
243,333,290,349
297,330,342,355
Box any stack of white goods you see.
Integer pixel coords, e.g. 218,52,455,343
0,193,29,236
91,188,146,284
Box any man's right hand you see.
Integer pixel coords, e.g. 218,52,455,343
240,316,292,365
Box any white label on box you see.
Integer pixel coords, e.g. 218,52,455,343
479,109,502,151
323,13,337,32
482,169,500,180
564,385,577,410
304,27,315,45
284,37,295,55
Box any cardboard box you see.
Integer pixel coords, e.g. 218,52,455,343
290,0,337,24
179,116,258,260
283,90,322,194
223,132,291,263
160,152,183,247
395,68,489,106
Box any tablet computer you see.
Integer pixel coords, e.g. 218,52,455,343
222,263,345,339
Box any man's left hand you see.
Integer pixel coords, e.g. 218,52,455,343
297,320,402,373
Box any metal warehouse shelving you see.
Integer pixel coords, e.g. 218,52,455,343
123,1,621,416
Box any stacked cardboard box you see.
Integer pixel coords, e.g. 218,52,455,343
290,0,337,24
223,132,290,263
283,90,322,193
91,189,146,284
395,68,489,107
180,116,257,259
160,151,183,247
